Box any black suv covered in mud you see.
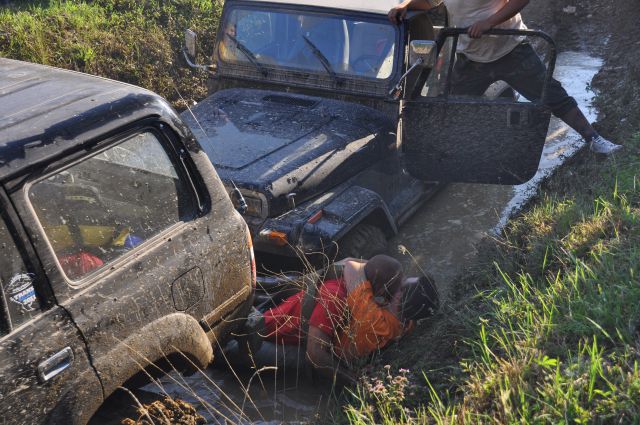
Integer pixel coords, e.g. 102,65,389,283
181,0,443,260
183,0,555,260
0,59,255,424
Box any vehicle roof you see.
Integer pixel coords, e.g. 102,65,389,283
0,58,171,181
231,0,401,16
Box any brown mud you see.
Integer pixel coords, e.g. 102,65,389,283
121,397,206,425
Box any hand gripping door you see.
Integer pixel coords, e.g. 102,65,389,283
402,28,557,185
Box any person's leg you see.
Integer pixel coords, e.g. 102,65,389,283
498,43,621,153
450,54,495,96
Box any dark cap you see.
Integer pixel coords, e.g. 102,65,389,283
400,274,440,321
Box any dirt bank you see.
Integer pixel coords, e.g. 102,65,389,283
528,0,640,142
379,0,640,403
467,0,639,145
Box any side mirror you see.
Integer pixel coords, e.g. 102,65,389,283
409,40,437,69
185,29,198,59
183,29,212,71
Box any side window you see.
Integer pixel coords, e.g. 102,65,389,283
29,131,196,281
0,217,41,334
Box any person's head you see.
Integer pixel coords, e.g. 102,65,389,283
224,22,236,39
398,274,439,322
364,254,403,301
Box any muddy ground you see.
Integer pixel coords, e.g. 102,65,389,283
530,0,640,144
381,0,640,384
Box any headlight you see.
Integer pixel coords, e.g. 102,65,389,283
230,192,265,217
244,196,263,217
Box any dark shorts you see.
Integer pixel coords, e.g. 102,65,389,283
451,41,577,117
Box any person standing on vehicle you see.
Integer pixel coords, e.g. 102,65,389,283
388,0,622,154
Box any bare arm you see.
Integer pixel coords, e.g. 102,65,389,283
388,0,435,24
468,0,530,38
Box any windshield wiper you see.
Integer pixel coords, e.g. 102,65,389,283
301,35,341,84
226,34,268,77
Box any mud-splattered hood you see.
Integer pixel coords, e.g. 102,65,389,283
182,88,395,217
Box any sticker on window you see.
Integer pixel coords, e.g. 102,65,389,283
7,273,37,312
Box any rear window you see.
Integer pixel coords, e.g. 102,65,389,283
29,131,196,281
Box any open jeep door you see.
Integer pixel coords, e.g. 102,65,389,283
401,28,557,185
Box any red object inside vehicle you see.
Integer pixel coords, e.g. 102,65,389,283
58,252,104,280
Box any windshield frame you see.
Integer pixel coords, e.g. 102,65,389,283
215,1,403,97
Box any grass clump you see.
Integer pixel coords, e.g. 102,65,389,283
345,134,640,423
0,0,220,109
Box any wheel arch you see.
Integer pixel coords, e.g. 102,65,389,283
77,313,213,423
298,186,398,255
356,207,396,239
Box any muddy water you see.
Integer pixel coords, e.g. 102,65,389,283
141,52,602,424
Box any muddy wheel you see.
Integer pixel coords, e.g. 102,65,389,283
338,223,388,259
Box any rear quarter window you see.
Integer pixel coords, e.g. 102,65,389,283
28,131,197,281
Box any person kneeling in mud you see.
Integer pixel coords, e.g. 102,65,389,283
221,255,439,384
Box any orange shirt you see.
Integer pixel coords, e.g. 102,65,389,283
335,281,404,360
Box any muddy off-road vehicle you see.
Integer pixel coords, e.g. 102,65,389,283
0,58,255,424
182,0,557,263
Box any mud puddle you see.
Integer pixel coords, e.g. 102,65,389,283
136,366,326,424
118,51,602,425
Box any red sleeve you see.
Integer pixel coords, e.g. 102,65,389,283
309,278,347,337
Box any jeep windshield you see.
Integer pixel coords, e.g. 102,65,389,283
218,7,397,80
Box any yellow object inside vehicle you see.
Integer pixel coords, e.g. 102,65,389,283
45,225,131,251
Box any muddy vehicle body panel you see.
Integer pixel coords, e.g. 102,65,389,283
401,28,557,185
0,191,102,424
183,86,437,257
183,0,444,258
0,59,254,424
185,1,555,228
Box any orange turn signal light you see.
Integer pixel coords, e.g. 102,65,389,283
307,209,323,224
260,229,288,246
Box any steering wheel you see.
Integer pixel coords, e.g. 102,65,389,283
351,54,382,75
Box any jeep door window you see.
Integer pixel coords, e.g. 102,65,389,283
28,131,196,281
0,217,41,332
221,8,397,79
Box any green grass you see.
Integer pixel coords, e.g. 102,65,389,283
0,0,221,109
344,134,640,423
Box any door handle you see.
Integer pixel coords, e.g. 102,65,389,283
37,347,74,383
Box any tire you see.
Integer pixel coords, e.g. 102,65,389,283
338,223,388,259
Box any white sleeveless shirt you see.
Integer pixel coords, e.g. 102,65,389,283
430,0,527,62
